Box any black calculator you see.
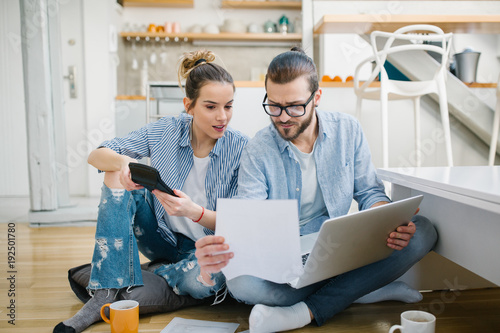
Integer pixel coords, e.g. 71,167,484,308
129,162,178,197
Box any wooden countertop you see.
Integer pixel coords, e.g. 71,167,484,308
314,14,500,34
116,82,497,100
318,82,497,88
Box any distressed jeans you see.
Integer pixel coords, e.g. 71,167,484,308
88,184,224,299
227,215,438,326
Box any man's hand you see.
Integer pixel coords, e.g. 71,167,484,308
372,201,418,251
195,235,233,274
387,221,416,250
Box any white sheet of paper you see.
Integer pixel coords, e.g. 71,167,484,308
160,317,239,333
215,199,304,284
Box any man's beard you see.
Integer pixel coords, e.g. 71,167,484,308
272,109,314,141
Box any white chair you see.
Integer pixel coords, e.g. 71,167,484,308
488,74,500,166
354,25,454,168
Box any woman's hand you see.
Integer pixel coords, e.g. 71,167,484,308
195,235,233,274
153,189,202,220
119,160,143,191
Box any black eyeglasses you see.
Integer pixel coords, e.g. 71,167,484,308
262,91,316,117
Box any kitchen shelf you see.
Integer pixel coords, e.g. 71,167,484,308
116,95,154,100
120,31,302,42
314,14,500,34
116,82,497,99
235,81,380,88
318,82,498,88
221,1,301,10
122,0,193,7
465,83,498,88
320,81,380,88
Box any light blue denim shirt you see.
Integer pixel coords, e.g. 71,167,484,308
236,110,390,227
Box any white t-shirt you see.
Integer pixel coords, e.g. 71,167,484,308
165,155,209,241
289,142,328,226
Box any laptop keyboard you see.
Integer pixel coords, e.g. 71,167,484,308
301,253,310,266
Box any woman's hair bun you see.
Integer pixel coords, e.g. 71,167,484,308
290,46,306,54
176,49,234,109
178,49,216,81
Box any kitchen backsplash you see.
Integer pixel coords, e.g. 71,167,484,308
117,40,293,96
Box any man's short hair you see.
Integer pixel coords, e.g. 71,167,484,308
265,47,319,93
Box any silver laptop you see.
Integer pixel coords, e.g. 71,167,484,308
288,195,423,289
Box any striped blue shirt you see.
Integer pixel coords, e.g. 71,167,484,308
99,113,249,246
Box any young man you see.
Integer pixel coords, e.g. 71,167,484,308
195,47,437,332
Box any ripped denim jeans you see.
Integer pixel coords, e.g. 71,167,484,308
88,184,224,300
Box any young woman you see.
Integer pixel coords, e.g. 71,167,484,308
54,49,248,333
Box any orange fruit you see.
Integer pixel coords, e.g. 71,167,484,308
148,24,157,32
332,75,342,82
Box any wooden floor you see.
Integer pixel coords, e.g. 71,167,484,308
1,223,499,333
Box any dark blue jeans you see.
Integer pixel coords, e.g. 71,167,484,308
227,215,437,326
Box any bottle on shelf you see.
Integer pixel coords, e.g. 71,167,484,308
279,15,289,34
140,60,148,96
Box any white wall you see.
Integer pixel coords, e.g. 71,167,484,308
314,1,500,81
318,88,491,168
311,1,500,167
0,0,119,197
320,33,500,85
231,87,271,138
313,1,500,16
0,1,29,196
120,0,301,35
82,0,122,196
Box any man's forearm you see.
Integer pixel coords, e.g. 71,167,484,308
370,201,390,208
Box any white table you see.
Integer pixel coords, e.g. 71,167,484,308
377,166,500,288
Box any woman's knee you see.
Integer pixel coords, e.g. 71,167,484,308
104,171,124,189
179,270,225,300
155,260,224,300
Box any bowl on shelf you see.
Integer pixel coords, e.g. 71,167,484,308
204,23,220,34
248,22,263,33
221,19,247,33
190,24,203,33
